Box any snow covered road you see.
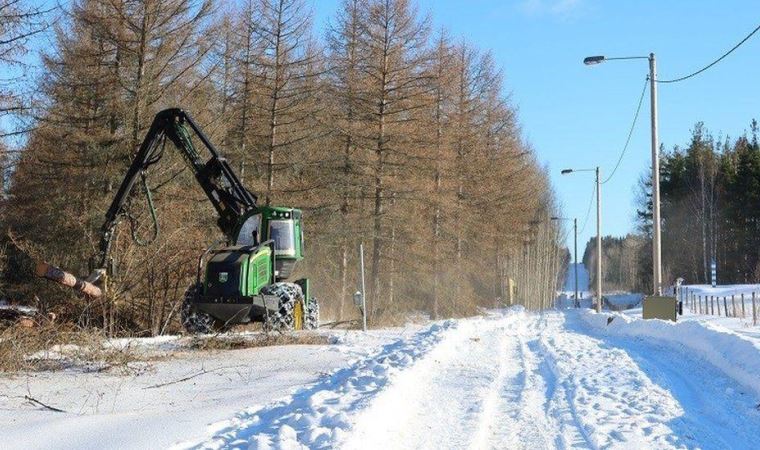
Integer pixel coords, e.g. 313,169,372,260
186,309,760,450
5,308,760,449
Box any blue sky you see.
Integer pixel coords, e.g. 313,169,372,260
312,0,760,256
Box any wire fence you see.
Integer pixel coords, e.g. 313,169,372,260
679,287,759,326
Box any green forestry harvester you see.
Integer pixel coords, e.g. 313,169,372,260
87,108,318,333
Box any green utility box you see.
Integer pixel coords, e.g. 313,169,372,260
643,296,679,322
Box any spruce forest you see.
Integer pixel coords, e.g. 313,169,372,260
580,122,760,294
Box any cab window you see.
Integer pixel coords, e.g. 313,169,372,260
236,214,261,246
269,220,296,255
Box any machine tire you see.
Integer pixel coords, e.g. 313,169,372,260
304,298,320,330
261,282,302,332
181,283,217,334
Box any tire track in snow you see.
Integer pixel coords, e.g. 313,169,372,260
533,314,598,450
472,314,561,450
468,318,526,449
340,314,519,450
181,308,760,450
174,320,457,450
538,312,684,449
572,312,760,449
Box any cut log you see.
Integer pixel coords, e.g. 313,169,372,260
34,262,102,298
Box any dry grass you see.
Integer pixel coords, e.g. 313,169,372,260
0,322,333,374
187,332,331,351
0,323,141,373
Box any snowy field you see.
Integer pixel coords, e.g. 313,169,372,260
3,306,760,449
0,328,421,449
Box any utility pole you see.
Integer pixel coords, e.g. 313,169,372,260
649,53,662,295
574,217,579,307
582,53,662,296
596,166,603,312
560,167,602,311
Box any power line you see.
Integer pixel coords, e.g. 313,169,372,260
578,182,596,235
657,23,760,84
602,77,649,184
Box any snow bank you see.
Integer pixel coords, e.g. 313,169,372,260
179,320,457,450
580,310,760,398
604,293,643,310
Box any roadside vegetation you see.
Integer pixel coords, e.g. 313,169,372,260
0,0,563,337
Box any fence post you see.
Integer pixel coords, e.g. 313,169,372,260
741,293,746,318
688,290,692,312
753,292,757,326
723,296,728,317
731,295,736,317
710,296,714,315
688,289,692,312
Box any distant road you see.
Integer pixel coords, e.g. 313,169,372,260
562,262,590,293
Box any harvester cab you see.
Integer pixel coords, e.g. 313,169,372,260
233,207,305,280
87,108,318,333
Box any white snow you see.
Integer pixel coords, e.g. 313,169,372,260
4,306,760,449
604,293,644,310
178,321,456,449
0,328,420,450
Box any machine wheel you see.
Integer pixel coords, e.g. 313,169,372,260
304,298,320,330
261,282,302,332
181,283,217,334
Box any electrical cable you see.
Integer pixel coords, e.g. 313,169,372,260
602,77,649,184
657,23,760,84
578,182,596,235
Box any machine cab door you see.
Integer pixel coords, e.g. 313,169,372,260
235,213,262,246
269,219,297,257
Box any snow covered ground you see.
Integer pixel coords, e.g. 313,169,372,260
4,307,760,449
0,328,421,450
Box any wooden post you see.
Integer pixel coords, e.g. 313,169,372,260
731,295,736,317
741,293,746,318
723,296,728,317
691,291,695,312
753,292,757,326
687,289,691,311
710,296,714,315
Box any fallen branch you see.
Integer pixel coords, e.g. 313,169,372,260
143,365,246,389
24,395,67,413
319,320,360,329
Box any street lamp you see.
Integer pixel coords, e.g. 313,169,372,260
583,52,662,296
551,216,579,307
562,167,602,312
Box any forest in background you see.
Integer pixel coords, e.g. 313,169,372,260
649,121,760,287
581,121,760,295
0,0,563,335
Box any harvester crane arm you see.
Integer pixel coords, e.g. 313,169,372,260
92,108,257,276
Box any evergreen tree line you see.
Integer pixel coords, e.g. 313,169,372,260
582,121,760,294
635,121,760,288
0,0,561,335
